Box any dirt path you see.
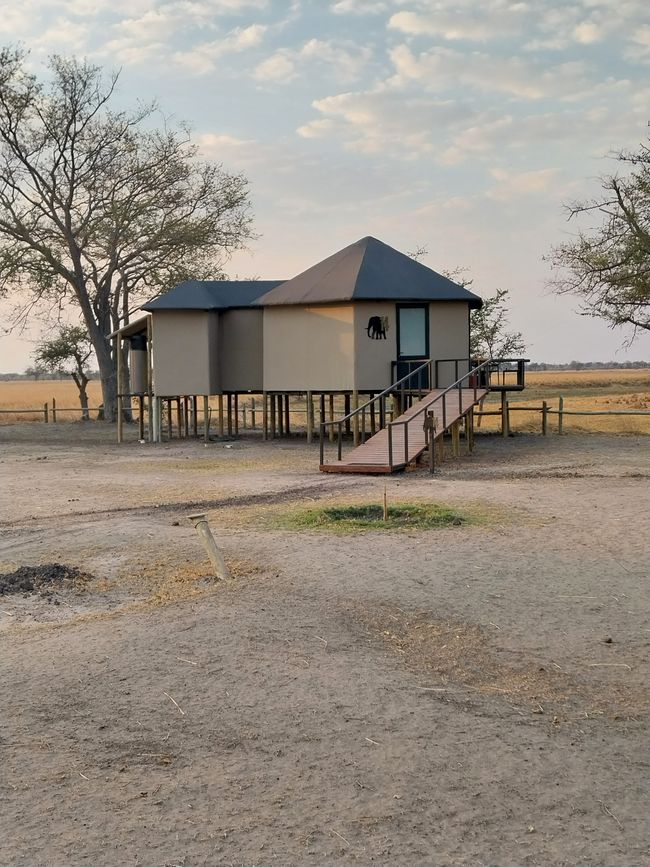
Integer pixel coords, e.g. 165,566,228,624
1,428,649,865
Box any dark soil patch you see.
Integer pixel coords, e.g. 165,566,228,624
0,563,92,596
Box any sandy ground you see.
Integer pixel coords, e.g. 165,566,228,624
1,423,649,866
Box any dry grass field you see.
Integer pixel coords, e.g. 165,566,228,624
1,368,649,435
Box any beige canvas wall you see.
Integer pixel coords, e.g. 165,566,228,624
219,308,263,392
429,303,470,387
263,305,354,391
151,310,218,396
353,302,396,391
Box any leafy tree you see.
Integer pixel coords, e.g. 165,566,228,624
33,325,93,418
0,48,251,420
549,140,650,339
469,288,525,359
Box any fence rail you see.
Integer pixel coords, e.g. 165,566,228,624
2,394,649,437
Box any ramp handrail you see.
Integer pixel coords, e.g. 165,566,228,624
319,357,528,467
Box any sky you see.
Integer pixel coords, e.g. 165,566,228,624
1,0,650,370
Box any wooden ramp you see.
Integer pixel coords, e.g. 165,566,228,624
321,388,487,474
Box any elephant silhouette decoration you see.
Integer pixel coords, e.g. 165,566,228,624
366,315,387,340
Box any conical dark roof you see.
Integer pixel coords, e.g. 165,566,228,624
256,237,482,308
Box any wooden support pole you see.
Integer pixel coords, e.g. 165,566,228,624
501,392,509,437
558,396,564,435
270,393,276,438
226,394,232,437
52,397,57,423
344,394,351,435
327,393,334,442
284,394,290,436
183,397,189,437
370,395,376,435
306,391,313,444
233,394,239,436
251,397,256,430
352,390,359,446
468,407,475,453
43,402,48,424
117,336,124,444
176,399,183,438
147,315,154,443
167,399,173,439
451,420,460,457
542,400,548,436
262,392,268,440
203,395,210,443
192,396,198,437
242,404,247,430
436,433,444,465
277,394,284,437
218,394,224,437
319,393,325,439
138,395,145,440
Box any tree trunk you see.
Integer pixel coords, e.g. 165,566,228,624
95,337,118,422
79,386,90,421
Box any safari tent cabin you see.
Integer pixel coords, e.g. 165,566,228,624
257,236,482,394
141,280,285,396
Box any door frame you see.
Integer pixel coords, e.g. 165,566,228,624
396,303,430,360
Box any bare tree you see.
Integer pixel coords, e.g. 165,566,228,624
549,140,650,339
0,48,252,420
33,324,93,418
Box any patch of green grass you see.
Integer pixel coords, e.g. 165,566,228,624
275,502,467,533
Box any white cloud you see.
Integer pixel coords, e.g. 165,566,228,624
486,167,559,201
390,44,589,100
331,0,389,12
174,23,266,74
254,38,371,85
253,50,296,81
388,7,527,42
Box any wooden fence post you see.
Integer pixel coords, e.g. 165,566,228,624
43,402,49,423
542,400,548,436
558,396,564,435
52,397,57,423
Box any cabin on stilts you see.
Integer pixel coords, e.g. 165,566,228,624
112,236,527,473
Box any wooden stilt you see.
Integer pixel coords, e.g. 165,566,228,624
176,399,183,438
227,394,233,436
218,394,224,437
183,397,189,437
451,420,461,457
192,396,198,437
370,394,376,435
262,392,268,440
251,397,256,430
233,394,239,436
277,394,284,437
306,391,313,443
328,394,334,442
437,433,445,464
270,393,276,438
203,395,210,443
116,336,124,443
138,395,145,440
501,391,509,437
167,399,173,439
468,407,475,453
319,393,325,439
344,394,351,435
284,394,290,436
352,390,359,446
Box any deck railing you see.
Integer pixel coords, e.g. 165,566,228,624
319,357,528,468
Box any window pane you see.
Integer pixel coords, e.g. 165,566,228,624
399,307,427,356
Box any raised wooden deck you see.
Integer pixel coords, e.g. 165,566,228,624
321,388,487,474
